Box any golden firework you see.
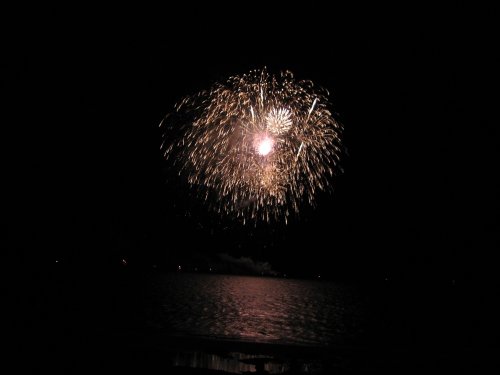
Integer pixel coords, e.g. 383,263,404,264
160,69,343,224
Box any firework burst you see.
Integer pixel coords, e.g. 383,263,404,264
160,68,343,224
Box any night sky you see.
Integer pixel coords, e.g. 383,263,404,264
7,4,497,284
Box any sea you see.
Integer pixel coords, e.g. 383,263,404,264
146,272,367,346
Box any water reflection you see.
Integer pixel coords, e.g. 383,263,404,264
153,273,365,346
173,351,290,374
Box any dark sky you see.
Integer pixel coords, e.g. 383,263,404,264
7,4,497,282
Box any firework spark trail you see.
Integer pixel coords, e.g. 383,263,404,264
160,68,343,224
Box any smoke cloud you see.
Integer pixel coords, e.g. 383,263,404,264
217,253,277,276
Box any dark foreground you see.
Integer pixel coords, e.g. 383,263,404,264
21,330,500,374
15,264,500,373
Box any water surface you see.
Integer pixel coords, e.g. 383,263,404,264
149,273,366,346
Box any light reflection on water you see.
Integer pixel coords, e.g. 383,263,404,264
151,273,365,346
173,351,290,374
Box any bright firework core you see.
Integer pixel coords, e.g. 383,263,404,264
256,135,275,156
